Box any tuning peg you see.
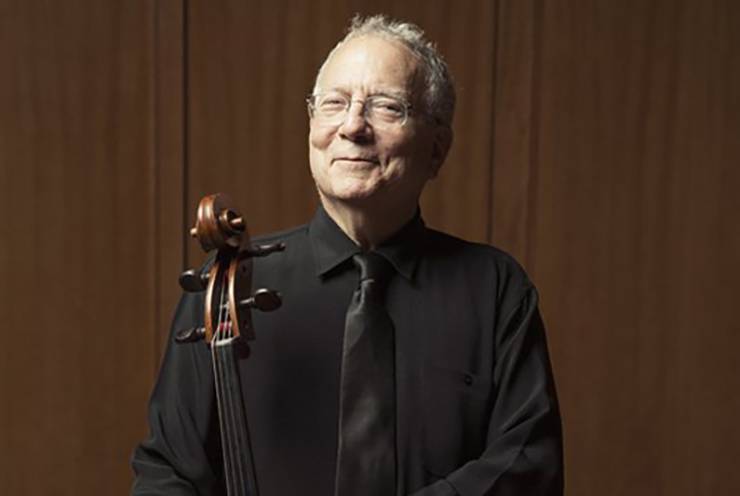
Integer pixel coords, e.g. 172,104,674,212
175,326,206,343
179,269,209,292
227,214,245,232
239,288,282,312
246,242,286,257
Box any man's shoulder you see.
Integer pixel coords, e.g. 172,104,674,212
425,228,527,271
423,227,534,295
250,222,316,277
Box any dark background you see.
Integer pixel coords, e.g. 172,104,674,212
1,0,738,494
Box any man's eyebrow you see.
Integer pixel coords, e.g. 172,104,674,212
315,87,410,100
371,90,410,100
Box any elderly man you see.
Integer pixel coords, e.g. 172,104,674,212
132,15,563,496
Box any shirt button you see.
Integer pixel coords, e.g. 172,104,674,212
464,374,474,386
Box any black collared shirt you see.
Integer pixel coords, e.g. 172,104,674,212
132,207,563,496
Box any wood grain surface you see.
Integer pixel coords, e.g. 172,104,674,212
1,1,738,494
492,1,740,494
0,0,162,493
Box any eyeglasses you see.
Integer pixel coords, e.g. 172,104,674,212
307,92,414,129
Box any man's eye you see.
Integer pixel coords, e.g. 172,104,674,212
372,99,404,115
319,97,347,109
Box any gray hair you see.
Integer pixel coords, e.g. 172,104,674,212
313,14,456,127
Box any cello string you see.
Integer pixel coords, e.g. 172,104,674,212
212,343,231,494
224,279,243,495
216,269,250,495
217,345,243,496
224,268,250,495
211,271,236,496
212,270,232,493
224,340,249,496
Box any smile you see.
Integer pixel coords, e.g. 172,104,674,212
332,157,380,164
332,157,380,169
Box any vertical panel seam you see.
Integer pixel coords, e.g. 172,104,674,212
487,0,501,244
152,0,162,371
525,0,543,271
182,0,190,271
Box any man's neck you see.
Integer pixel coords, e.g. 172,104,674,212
320,196,417,250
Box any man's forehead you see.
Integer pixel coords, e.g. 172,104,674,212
316,35,421,96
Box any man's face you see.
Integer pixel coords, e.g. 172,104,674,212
309,35,448,212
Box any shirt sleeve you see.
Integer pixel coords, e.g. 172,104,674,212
411,285,564,496
130,292,225,496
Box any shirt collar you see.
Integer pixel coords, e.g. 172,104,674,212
308,205,426,281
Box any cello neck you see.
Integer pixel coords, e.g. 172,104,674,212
212,337,259,496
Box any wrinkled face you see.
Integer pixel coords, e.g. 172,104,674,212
309,35,448,212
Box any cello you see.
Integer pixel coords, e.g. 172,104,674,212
174,193,284,496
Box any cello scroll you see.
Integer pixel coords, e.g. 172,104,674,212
172,193,284,496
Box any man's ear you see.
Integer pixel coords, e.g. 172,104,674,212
429,124,453,178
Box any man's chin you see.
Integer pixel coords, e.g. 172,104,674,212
319,185,383,208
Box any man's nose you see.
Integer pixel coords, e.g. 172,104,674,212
338,101,372,139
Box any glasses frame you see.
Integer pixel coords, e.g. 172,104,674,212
306,92,416,129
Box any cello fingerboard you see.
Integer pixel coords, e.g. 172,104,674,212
212,337,259,496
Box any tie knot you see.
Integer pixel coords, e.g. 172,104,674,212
353,252,393,285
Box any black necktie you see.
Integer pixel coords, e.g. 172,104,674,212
334,252,397,496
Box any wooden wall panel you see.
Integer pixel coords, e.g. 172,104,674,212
0,1,181,494
492,1,740,494
4,1,737,494
185,0,496,270
153,0,186,349
490,0,538,259
186,0,319,262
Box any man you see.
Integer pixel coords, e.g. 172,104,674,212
132,15,563,496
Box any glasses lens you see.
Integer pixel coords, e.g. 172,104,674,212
310,93,409,128
313,93,348,125
366,96,407,126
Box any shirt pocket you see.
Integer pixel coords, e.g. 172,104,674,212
422,364,493,477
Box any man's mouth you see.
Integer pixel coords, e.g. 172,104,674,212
333,156,380,164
